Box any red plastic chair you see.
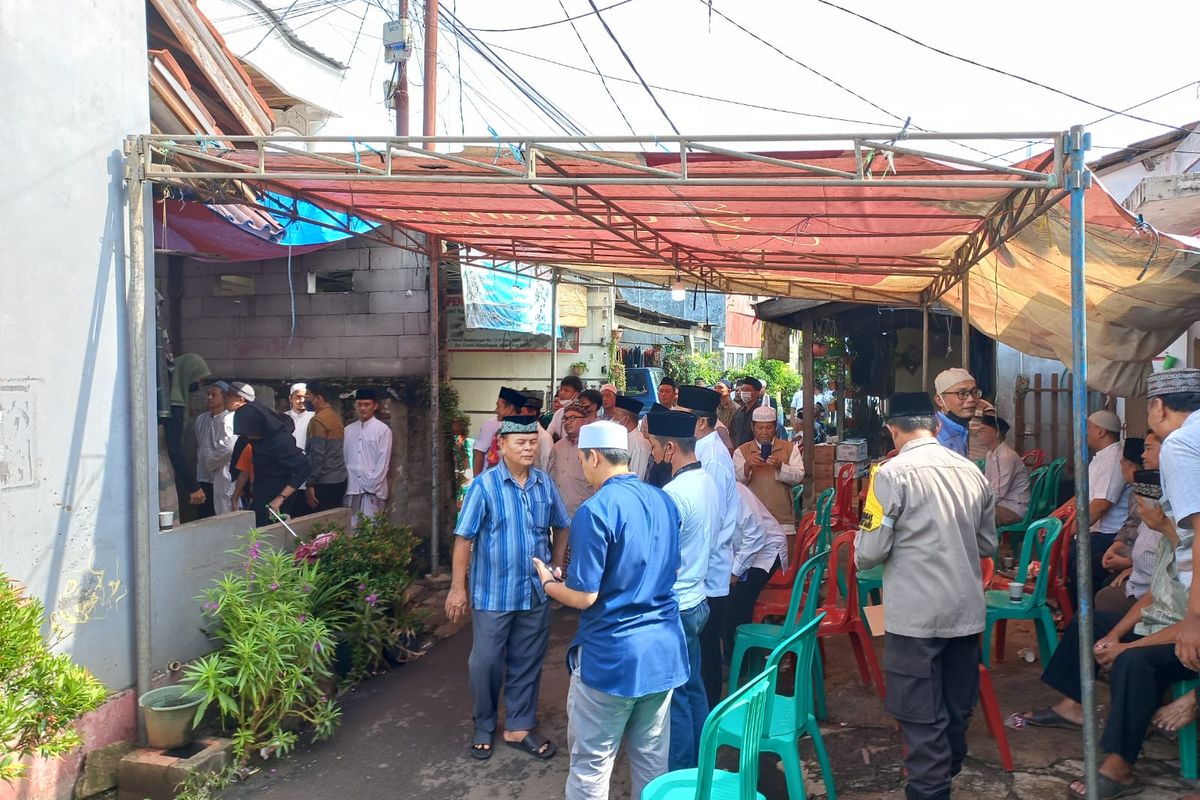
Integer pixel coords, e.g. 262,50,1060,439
831,463,860,532
1021,449,1046,470
976,557,1015,772
752,513,819,624
816,531,884,701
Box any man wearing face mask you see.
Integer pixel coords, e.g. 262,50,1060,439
731,377,770,449
932,368,981,457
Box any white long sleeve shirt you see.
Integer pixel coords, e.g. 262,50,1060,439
733,483,791,576
627,427,652,480
984,442,1031,517
344,416,394,499
696,430,738,597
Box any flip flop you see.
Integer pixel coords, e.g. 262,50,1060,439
1066,773,1143,799
469,729,493,760
505,732,556,760
1022,708,1082,730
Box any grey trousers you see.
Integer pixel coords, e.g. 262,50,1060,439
883,633,980,800
566,672,672,800
469,602,551,734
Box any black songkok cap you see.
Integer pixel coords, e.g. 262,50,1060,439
739,377,763,391
614,395,643,415
886,392,936,419
522,391,544,411
648,402,670,414
980,413,1011,437
1123,437,1146,467
498,386,526,408
645,411,698,438
354,387,379,402
676,385,720,414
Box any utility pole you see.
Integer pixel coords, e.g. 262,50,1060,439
394,0,409,136
422,0,438,150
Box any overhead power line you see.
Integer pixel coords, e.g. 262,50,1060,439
468,0,636,33
585,0,679,134
558,0,637,135
815,0,1198,136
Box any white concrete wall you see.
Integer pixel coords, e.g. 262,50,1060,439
451,287,614,432
0,0,153,689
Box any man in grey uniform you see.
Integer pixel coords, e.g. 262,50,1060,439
855,392,997,800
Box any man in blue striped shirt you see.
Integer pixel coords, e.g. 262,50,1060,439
447,415,570,761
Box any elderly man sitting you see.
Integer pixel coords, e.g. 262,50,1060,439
978,413,1030,526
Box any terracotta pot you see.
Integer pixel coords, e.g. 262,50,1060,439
812,343,828,357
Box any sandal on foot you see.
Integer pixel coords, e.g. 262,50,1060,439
505,732,556,760
469,729,493,760
1066,774,1143,800
1023,708,1081,730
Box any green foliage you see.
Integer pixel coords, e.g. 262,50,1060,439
184,533,341,764
0,577,107,783
663,347,723,387
299,514,425,680
725,358,802,405
173,765,234,800
607,334,626,393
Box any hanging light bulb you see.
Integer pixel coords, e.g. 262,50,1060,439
671,278,686,302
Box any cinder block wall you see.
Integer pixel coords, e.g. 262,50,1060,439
177,235,430,380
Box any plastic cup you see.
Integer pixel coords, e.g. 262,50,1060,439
158,511,174,529
1008,581,1024,603
1002,556,1014,570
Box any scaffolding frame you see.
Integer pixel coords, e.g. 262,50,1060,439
123,127,1102,798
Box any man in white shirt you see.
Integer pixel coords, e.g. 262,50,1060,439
473,386,526,476
647,409,719,770
1069,409,1132,608
546,375,584,441
192,383,228,520
677,385,738,708
286,383,315,452
732,405,805,527
726,483,791,656
978,413,1030,526
610,395,651,480
344,387,394,528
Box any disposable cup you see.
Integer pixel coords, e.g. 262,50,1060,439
1008,581,1024,603
158,511,174,529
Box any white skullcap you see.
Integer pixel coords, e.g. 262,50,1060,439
600,383,618,394
1088,410,1122,434
289,382,307,395
934,368,975,395
578,420,628,450
231,382,255,402
751,406,776,423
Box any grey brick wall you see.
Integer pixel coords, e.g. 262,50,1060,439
178,234,431,381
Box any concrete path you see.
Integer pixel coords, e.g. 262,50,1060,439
221,611,1199,800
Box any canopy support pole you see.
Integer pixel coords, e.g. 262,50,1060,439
429,234,442,573
1067,124,1099,800
124,137,152,742
550,269,559,400
921,304,930,392
802,311,815,505
960,270,971,370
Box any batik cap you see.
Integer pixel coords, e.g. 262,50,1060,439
751,406,776,423
499,416,539,436
578,420,628,450
1133,469,1162,499
1148,368,1200,398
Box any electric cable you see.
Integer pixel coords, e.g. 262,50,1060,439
468,0,636,33
585,0,678,134
559,0,637,135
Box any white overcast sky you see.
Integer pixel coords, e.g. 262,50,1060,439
202,0,1199,162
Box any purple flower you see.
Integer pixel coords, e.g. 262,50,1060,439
314,641,323,653
298,614,308,623
248,542,262,561
357,583,367,592
365,594,378,606
301,583,312,594
270,583,279,591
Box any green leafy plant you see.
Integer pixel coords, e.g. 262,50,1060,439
184,534,341,764
299,515,425,680
173,765,235,800
0,577,107,783
663,347,724,387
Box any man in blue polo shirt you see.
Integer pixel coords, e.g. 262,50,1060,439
535,420,689,800
447,415,570,761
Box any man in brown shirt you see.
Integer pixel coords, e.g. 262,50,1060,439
732,405,804,527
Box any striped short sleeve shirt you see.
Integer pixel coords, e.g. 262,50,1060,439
455,459,570,612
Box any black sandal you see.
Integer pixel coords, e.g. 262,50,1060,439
505,731,556,760
1066,773,1143,799
1023,708,1081,730
469,729,493,760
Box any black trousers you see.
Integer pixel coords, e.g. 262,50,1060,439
196,481,215,520
1067,532,1117,611
723,562,779,658
883,633,980,800
1042,611,1197,765
250,475,288,528
311,480,348,514
699,594,729,709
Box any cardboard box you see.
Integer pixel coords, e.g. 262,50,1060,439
836,440,868,462
813,444,836,464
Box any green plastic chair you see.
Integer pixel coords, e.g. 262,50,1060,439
814,488,835,552
791,483,804,521
717,616,834,800
856,564,884,634
1172,678,1200,780
640,667,776,800
728,547,830,692
981,517,1064,667
995,465,1047,553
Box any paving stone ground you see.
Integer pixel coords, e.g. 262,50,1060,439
218,608,1200,800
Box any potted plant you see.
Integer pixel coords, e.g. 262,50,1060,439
569,361,587,377
1,575,107,782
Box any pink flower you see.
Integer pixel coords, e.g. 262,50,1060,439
365,594,378,606
269,583,279,591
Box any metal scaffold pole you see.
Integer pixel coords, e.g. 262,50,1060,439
429,234,442,573
1067,124,1098,800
